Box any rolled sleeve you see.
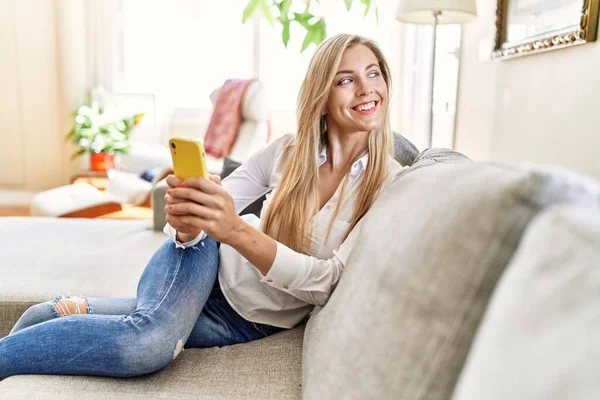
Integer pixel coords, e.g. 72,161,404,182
260,242,309,290
163,223,207,248
259,219,363,306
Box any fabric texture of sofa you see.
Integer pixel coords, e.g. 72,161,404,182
452,205,600,400
2,142,600,399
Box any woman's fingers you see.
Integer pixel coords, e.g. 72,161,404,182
167,201,218,220
167,188,222,209
181,177,223,194
165,213,200,235
209,174,222,186
165,210,212,233
164,193,187,205
166,174,184,189
166,174,221,190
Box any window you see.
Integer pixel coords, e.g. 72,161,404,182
401,24,462,150
258,1,400,110
256,0,403,137
118,0,254,109
111,0,462,149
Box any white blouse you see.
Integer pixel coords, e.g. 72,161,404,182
165,134,405,328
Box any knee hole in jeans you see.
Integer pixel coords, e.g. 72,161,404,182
51,295,94,317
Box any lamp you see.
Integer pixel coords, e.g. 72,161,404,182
396,0,477,148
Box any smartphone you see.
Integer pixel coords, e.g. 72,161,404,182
168,137,209,180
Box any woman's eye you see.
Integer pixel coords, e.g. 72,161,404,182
368,71,380,78
339,77,353,85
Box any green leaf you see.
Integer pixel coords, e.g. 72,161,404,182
104,141,130,151
282,19,290,47
304,0,312,13
259,0,275,25
301,28,314,52
314,18,326,43
65,126,76,142
242,0,259,23
344,0,352,11
70,148,86,160
293,11,313,30
293,11,311,23
361,0,371,16
278,0,292,15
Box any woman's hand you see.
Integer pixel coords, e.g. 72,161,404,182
164,174,244,244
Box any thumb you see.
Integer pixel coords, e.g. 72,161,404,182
166,174,184,189
209,174,222,186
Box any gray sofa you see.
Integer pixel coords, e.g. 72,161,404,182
1,148,600,399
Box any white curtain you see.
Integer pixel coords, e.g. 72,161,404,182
399,24,462,150
86,0,123,91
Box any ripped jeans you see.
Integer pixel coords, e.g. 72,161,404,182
0,237,284,378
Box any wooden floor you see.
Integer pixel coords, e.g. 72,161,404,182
0,206,30,216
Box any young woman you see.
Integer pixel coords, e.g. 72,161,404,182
0,33,403,378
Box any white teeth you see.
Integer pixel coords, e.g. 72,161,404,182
355,101,376,111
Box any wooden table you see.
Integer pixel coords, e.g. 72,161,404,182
70,172,153,220
98,205,154,220
71,170,109,190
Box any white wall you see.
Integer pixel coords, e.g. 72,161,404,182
0,0,64,190
0,0,26,187
455,0,600,179
0,0,88,192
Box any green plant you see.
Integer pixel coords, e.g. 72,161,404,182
242,0,376,51
65,101,144,160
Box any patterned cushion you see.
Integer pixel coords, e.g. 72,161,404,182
302,159,600,400
452,206,600,400
204,79,256,158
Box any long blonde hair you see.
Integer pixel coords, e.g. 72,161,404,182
261,34,393,254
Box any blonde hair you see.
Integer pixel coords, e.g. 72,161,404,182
261,34,393,254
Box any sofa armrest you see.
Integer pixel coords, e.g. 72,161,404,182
151,179,168,231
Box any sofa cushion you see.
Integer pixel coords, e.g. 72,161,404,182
452,205,600,400
302,157,600,400
222,157,265,218
0,325,304,399
393,132,419,167
0,217,166,337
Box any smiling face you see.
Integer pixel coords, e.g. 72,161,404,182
324,44,388,136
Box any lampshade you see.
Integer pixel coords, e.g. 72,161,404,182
396,0,477,25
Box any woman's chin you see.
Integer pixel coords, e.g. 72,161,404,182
354,122,382,133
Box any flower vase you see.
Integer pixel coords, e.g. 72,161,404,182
90,152,115,172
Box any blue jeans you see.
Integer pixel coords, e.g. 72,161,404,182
0,237,284,378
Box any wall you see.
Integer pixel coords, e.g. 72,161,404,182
0,0,63,190
455,0,600,179
0,0,87,192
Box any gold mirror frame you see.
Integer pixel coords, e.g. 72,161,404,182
492,0,599,60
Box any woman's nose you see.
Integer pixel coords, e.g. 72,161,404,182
356,81,373,97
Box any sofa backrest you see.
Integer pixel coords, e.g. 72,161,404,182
452,204,600,400
302,153,600,400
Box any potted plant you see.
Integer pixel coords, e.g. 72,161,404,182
65,100,144,172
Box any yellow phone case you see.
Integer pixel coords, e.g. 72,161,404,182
168,138,209,180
